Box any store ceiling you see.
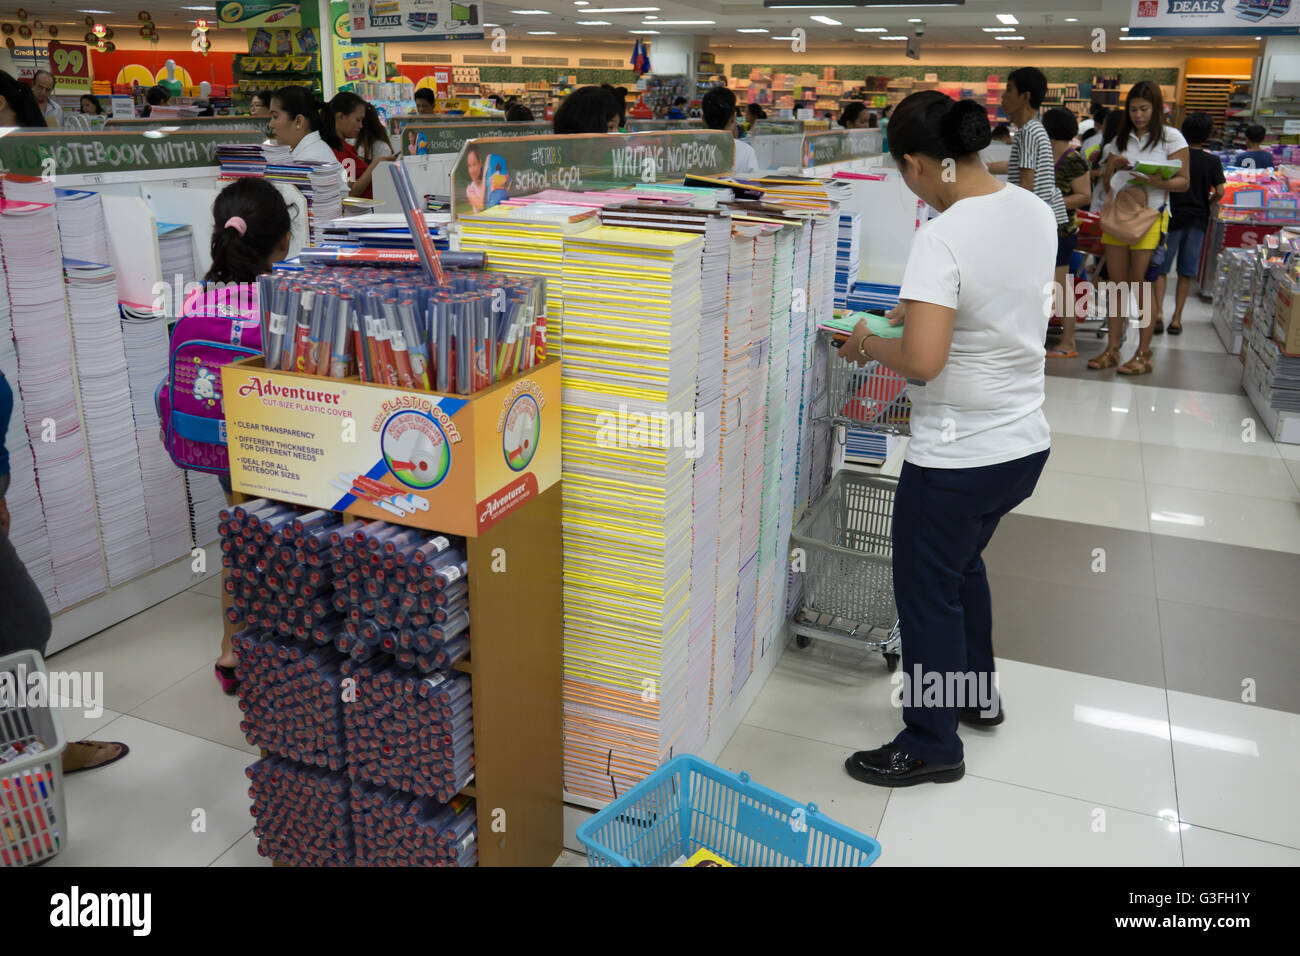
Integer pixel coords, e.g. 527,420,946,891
0,0,1265,48
480,0,1263,47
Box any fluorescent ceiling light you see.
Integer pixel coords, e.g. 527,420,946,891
982,26,1014,31
810,15,842,24
1121,26,1129,31
577,19,611,23
996,13,1018,24
76,8,112,11
528,30,557,34
738,28,770,32
855,27,887,32
630,29,660,33
772,35,800,39
180,5,216,9
880,36,909,40
511,9,552,13
651,19,717,23
575,1,589,4
1065,16,1078,21
579,6,661,11
997,36,1025,40
907,17,923,22
1119,36,1152,41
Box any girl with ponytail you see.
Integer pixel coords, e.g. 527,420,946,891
838,92,1057,790
0,71,50,128
161,177,292,694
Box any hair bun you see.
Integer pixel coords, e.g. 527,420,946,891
941,99,992,156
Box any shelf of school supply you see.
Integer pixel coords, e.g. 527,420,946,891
222,357,563,866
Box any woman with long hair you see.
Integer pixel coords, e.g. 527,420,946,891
837,91,1055,787
1089,80,1189,374
326,91,396,198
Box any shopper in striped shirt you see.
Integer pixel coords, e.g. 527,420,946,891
998,67,1068,230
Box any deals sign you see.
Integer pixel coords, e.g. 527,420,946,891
1130,0,1300,34
221,358,560,537
47,41,91,93
347,0,483,41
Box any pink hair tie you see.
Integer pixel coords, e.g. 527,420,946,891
225,216,247,236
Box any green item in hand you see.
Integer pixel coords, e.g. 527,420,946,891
864,311,903,339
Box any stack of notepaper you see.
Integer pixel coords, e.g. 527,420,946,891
121,302,193,568
158,223,198,293
0,260,56,606
62,256,153,587
219,143,343,247
845,281,901,313
559,225,703,802
186,470,225,548
0,180,105,609
834,213,861,311
710,225,758,727
54,189,111,265
459,203,598,359
594,204,732,751
319,213,451,251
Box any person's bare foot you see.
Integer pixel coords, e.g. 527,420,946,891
61,740,129,774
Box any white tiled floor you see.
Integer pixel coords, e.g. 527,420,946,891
36,286,1299,867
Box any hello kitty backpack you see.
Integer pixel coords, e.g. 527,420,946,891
155,284,262,475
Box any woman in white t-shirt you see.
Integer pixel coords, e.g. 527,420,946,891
837,92,1055,789
266,85,348,192
1090,81,1189,375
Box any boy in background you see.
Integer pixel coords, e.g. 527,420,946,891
1234,124,1274,169
1156,111,1225,335
989,67,1068,231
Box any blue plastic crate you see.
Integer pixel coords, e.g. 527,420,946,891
576,755,881,867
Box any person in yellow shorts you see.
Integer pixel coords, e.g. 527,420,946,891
1090,81,1189,376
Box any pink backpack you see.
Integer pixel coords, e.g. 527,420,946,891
155,284,262,475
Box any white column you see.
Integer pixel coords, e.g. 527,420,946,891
319,0,337,99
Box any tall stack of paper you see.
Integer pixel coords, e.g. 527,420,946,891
834,212,861,310
732,227,776,698
54,188,111,265
157,223,198,293
0,180,105,609
459,203,599,358
559,225,703,802
218,144,343,247
186,470,225,548
710,224,758,727
595,204,732,753
121,303,192,567
63,256,153,587
0,258,56,605
750,224,798,672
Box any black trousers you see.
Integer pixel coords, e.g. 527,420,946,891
890,448,1049,765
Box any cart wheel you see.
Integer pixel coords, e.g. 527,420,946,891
883,652,900,672
795,634,811,649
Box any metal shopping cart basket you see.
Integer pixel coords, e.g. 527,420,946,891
0,650,67,866
786,330,908,669
576,754,881,866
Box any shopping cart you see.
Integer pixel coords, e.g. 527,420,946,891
576,754,881,866
787,330,908,670
0,650,67,866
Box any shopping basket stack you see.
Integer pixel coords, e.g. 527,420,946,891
0,650,67,866
577,754,881,866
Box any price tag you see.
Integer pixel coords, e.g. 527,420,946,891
268,312,288,335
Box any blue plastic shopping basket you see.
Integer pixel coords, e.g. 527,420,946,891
576,755,882,867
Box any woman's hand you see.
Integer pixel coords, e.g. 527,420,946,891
836,316,873,366
887,302,906,326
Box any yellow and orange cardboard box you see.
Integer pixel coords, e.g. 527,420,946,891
221,357,560,538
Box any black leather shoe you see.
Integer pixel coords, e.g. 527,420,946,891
844,744,964,788
959,704,1005,728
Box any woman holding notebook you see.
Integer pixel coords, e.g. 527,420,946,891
836,92,1054,788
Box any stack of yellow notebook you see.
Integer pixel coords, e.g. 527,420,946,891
457,203,598,358
559,225,704,801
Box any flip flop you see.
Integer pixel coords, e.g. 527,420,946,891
63,740,130,775
1167,322,1183,335
1045,346,1078,358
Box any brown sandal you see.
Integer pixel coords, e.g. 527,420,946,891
1088,347,1121,370
1116,349,1154,376
63,740,130,774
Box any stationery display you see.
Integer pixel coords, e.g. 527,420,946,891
217,143,345,246
157,223,198,298
352,785,477,867
834,213,861,310
246,757,355,866
254,264,546,394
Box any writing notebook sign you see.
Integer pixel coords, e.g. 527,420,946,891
401,122,550,157
803,129,883,168
449,130,735,217
0,130,262,178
